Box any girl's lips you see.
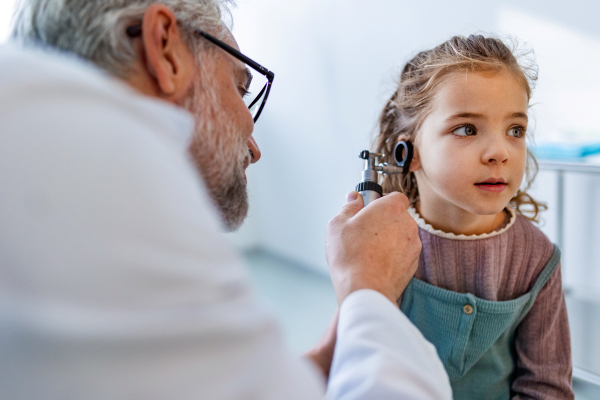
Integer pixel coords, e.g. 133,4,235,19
476,178,506,184
474,182,507,193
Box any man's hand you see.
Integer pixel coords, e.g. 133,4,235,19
326,191,421,305
304,309,339,381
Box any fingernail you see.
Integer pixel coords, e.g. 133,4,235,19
346,191,359,203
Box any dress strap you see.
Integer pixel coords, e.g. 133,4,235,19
531,245,561,295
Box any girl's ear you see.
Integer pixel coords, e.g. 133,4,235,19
397,134,421,172
409,147,421,172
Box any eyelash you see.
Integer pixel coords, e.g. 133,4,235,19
451,124,527,138
239,87,250,98
452,124,477,137
507,126,526,138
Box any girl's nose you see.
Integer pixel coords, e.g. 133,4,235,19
247,135,261,164
481,135,509,165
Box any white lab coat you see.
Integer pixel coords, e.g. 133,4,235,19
0,45,451,400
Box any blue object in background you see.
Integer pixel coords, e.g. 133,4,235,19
531,141,600,160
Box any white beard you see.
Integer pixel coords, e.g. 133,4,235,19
184,75,251,232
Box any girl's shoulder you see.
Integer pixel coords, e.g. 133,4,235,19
512,213,555,256
510,212,558,287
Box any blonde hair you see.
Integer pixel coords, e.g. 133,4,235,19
375,34,546,222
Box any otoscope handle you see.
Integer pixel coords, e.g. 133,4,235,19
356,181,383,207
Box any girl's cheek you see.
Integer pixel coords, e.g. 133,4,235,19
513,146,528,178
426,154,465,187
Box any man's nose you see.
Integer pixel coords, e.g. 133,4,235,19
247,135,261,163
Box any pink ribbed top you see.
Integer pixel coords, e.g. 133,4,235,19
409,206,574,399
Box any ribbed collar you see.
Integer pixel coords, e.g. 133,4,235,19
408,205,517,241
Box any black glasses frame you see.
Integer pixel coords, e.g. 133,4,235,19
194,30,275,123
125,24,274,123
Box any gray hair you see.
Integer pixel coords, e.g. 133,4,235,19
11,0,235,77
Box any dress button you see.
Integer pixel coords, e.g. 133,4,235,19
463,304,474,315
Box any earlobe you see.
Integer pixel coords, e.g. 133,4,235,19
409,147,421,172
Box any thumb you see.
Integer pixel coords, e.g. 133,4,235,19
340,191,364,218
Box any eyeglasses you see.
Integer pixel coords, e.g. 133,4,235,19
194,30,275,123
126,25,275,123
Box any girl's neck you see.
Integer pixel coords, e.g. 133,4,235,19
415,202,508,236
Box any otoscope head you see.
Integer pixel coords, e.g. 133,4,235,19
359,150,384,161
393,140,414,173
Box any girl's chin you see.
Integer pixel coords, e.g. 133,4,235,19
444,196,511,217
461,202,509,217
465,188,517,212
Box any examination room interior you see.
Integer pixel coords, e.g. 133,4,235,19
1,0,599,398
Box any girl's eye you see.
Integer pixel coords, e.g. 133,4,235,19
507,126,525,138
453,124,477,137
239,87,250,98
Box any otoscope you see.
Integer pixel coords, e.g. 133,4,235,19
356,141,413,207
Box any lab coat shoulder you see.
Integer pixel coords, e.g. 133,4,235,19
0,45,324,400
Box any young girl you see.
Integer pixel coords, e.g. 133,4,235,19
375,35,573,399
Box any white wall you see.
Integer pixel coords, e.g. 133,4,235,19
229,0,600,287
2,0,598,292
0,0,18,43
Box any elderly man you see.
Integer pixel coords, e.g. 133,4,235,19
0,0,451,399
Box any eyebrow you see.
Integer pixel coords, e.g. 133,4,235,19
446,112,485,122
445,111,528,122
507,112,528,121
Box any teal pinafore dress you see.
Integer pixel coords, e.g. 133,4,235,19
400,246,561,400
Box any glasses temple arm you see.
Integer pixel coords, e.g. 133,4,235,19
194,29,272,78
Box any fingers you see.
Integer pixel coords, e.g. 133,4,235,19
326,187,420,305
346,191,359,204
337,191,364,219
329,191,408,233
391,192,410,209
304,308,340,380
375,191,409,211
326,308,340,340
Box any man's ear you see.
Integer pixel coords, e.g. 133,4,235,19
140,4,195,100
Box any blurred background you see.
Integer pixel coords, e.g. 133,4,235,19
2,0,600,397
229,3,600,396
